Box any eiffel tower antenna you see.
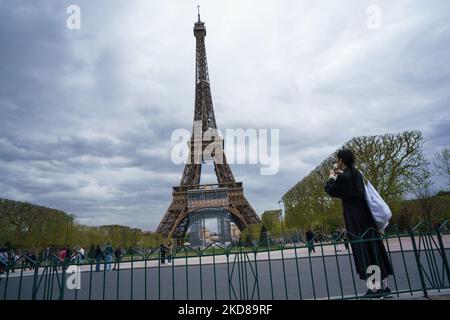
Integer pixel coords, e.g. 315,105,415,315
156,14,261,242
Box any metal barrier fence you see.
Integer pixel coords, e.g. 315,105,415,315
0,221,449,300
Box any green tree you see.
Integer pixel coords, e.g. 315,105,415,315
283,130,429,232
261,210,282,237
344,131,428,208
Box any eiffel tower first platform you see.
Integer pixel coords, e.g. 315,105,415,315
156,12,261,243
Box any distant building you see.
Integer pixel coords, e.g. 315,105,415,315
197,227,211,245
210,234,219,243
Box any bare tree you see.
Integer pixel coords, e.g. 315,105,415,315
412,166,435,225
433,147,450,189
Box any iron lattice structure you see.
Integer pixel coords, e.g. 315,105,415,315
156,14,261,240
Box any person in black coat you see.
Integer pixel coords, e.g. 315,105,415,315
160,242,166,264
325,149,393,296
113,247,121,270
65,247,73,267
95,245,103,272
306,230,316,253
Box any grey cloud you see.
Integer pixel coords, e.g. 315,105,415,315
1,0,449,230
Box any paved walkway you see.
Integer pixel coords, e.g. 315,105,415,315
2,248,449,300
391,289,450,300
2,234,449,279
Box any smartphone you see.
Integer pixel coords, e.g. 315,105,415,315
332,163,338,173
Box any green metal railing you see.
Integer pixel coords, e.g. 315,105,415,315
0,221,449,300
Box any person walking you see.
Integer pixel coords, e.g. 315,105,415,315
51,248,59,271
325,149,393,297
342,230,350,251
78,246,85,264
306,229,316,254
113,247,121,270
9,250,17,273
27,252,37,271
104,243,113,272
159,242,166,264
58,248,66,270
65,247,73,268
95,245,102,272
333,230,342,252
166,242,172,264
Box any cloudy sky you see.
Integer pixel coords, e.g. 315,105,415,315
1,0,449,231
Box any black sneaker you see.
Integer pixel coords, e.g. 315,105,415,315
381,287,393,298
363,289,382,298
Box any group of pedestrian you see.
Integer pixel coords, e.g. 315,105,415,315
0,247,34,276
1,243,127,276
24,252,37,270
303,228,350,254
52,246,85,270
94,243,122,272
159,242,172,264
331,229,350,252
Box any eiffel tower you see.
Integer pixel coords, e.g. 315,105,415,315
156,10,261,241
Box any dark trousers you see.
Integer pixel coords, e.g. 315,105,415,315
95,257,101,272
307,240,315,253
113,257,120,269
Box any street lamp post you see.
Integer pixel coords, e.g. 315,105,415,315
278,200,285,241
65,221,69,247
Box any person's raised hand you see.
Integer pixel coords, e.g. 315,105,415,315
329,169,337,180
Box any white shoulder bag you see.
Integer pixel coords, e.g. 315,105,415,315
359,171,392,231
